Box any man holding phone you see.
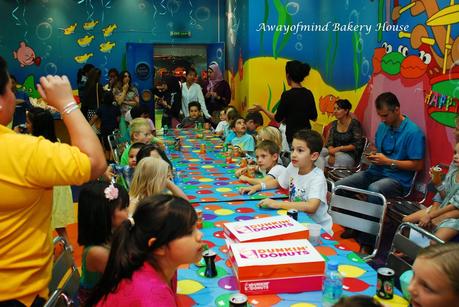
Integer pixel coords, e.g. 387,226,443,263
336,92,425,238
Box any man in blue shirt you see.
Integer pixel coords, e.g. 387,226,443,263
336,92,425,239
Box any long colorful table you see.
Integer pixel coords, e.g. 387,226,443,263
160,129,288,202
176,200,409,307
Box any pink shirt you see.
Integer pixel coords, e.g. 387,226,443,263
96,263,177,307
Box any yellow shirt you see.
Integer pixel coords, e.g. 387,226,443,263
0,125,91,305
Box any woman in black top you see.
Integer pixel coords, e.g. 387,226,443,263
80,67,104,121
250,60,317,145
320,99,363,168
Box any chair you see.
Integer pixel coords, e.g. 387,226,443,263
386,222,444,281
108,130,128,163
327,137,369,182
44,237,80,307
329,185,387,261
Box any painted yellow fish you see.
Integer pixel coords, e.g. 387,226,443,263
99,41,115,53
77,35,95,47
102,24,117,37
74,53,93,64
83,20,99,31
63,23,77,35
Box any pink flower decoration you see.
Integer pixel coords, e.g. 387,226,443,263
104,184,119,200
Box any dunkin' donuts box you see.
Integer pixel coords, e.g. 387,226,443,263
223,215,309,243
228,239,325,294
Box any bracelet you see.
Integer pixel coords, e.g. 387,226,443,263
260,182,267,191
62,101,77,114
63,104,79,116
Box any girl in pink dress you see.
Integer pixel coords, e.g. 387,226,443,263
86,195,203,307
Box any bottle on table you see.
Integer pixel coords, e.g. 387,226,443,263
322,260,343,307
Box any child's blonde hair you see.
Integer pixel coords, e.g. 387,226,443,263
416,243,459,294
130,157,169,200
129,118,150,140
258,126,282,148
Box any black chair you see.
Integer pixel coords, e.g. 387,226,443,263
44,237,80,307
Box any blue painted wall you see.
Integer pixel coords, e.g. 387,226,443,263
1,0,226,87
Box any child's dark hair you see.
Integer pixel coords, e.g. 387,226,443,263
136,143,173,169
188,101,201,111
333,295,383,307
286,60,311,83
86,195,197,306
246,111,264,127
27,107,57,142
77,181,129,246
230,115,245,129
129,142,145,154
226,108,239,123
292,129,323,154
102,90,115,106
256,140,280,155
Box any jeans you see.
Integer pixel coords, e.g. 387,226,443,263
335,170,404,202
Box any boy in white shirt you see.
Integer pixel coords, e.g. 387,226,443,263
215,109,228,136
240,129,333,234
236,140,285,185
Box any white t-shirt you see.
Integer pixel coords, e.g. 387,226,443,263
181,83,210,118
215,120,228,133
260,164,286,179
278,164,333,235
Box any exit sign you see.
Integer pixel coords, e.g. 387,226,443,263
170,31,191,38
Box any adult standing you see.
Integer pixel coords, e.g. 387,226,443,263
319,99,363,168
114,70,139,141
181,67,210,120
103,68,119,92
80,67,104,121
153,76,181,128
202,62,231,123
250,60,317,145
0,56,106,306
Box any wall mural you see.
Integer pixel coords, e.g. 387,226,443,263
226,0,458,168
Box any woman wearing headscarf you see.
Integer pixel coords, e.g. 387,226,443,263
202,62,231,123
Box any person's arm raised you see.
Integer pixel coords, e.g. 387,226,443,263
37,75,106,180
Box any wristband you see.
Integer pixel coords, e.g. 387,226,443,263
260,182,267,191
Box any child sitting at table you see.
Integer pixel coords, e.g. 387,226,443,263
85,195,203,306
240,129,333,234
136,143,174,180
403,142,459,243
105,142,144,189
129,157,186,215
119,118,163,166
245,111,263,135
236,140,285,185
215,109,229,136
229,116,255,154
181,101,205,128
408,243,459,307
77,181,129,305
223,107,239,142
